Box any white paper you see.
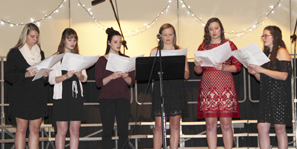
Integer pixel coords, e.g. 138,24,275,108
150,48,188,56
106,53,144,72
194,41,232,67
26,53,65,81
231,43,270,68
32,68,53,81
61,53,100,71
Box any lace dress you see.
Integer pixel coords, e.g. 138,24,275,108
258,59,292,125
197,40,241,119
152,79,188,118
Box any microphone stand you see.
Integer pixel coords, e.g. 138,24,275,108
157,39,168,149
290,18,297,148
109,0,128,54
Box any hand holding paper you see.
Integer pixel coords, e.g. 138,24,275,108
194,42,232,67
106,53,144,72
231,43,270,68
26,53,65,81
61,53,100,72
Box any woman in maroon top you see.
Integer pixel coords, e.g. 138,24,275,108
95,27,135,149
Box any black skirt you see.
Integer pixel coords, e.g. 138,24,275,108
151,79,188,119
53,71,85,122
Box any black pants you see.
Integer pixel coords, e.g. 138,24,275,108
100,98,131,149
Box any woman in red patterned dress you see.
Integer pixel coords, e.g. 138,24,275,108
194,17,241,149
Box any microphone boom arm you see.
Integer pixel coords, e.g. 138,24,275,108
109,0,128,53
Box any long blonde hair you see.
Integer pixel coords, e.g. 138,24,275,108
13,23,41,49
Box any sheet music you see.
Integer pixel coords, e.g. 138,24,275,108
106,53,144,72
150,48,188,56
231,43,270,68
194,42,232,67
27,53,65,81
61,53,100,71
32,68,53,81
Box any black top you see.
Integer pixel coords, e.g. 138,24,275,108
5,48,48,125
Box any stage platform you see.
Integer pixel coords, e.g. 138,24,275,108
0,120,296,149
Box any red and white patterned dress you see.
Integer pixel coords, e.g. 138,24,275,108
197,40,241,119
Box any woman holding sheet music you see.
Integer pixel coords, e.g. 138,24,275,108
151,23,189,149
247,26,291,149
194,18,241,149
4,23,49,149
95,27,135,149
49,28,87,149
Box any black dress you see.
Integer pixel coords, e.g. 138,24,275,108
152,79,188,118
4,48,48,125
258,59,292,125
53,70,85,122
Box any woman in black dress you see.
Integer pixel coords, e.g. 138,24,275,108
248,26,291,149
49,28,87,149
4,23,49,149
151,23,189,149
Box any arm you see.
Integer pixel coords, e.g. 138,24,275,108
122,72,132,85
250,48,290,81
54,71,75,83
5,49,30,83
215,41,241,73
75,69,88,82
247,66,260,81
184,56,189,79
95,57,121,87
194,44,204,75
122,70,135,86
215,63,239,73
49,62,74,84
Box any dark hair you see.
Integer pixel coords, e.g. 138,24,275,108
263,26,286,66
203,17,225,47
56,28,79,54
105,27,124,56
158,23,180,50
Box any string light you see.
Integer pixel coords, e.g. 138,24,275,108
77,0,171,37
0,0,66,26
180,0,283,38
0,0,283,39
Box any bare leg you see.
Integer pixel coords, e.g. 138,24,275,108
169,115,180,149
257,122,271,149
205,118,218,149
220,117,233,149
15,118,28,149
55,121,68,149
69,121,81,149
28,118,42,149
274,124,288,149
153,116,163,149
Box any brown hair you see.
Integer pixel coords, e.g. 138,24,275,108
202,17,225,47
55,28,79,54
263,26,286,66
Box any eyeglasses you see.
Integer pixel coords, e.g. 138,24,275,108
261,34,272,38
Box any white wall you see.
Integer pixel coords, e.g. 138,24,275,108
0,0,296,59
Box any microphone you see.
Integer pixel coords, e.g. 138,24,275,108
122,40,128,50
91,0,106,6
156,33,162,41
